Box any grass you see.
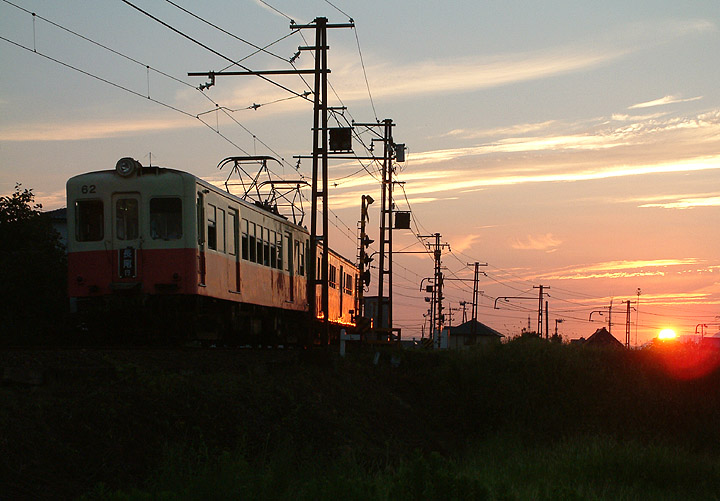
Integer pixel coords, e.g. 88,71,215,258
3,340,720,499
84,435,720,500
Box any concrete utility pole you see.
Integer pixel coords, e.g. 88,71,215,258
467,261,488,335
420,233,449,348
378,119,394,336
353,119,400,339
622,300,635,348
534,285,549,336
459,301,468,324
357,194,374,319
636,288,641,347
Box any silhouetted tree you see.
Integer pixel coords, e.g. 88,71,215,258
0,185,67,344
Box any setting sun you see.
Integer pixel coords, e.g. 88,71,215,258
658,328,678,340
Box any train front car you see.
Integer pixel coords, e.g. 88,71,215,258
67,158,313,344
66,159,200,340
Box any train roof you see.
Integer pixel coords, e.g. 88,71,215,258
68,167,304,228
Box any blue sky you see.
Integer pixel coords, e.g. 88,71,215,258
2,0,719,341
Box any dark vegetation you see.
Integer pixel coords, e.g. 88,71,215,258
0,185,67,345
2,341,720,499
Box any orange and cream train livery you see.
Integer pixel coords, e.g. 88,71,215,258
66,157,357,344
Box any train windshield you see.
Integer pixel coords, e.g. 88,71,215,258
75,200,104,242
150,198,183,240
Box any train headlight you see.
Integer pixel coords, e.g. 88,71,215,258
116,157,141,177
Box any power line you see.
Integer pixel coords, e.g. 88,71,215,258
353,24,378,122
163,0,292,65
119,0,310,101
256,0,296,23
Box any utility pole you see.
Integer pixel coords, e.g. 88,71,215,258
534,285,549,336
353,120,398,339
421,233,449,348
622,300,635,349
459,301,468,324
635,288,641,347
379,119,393,338
467,262,488,335
545,300,549,340
189,17,353,345
357,194,374,320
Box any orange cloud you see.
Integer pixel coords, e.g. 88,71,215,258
511,233,561,251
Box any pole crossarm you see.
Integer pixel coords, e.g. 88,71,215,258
188,70,327,77
292,22,355,29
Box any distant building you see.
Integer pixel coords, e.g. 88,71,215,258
583,327,624,349
700,333,720,349
442,319,504,350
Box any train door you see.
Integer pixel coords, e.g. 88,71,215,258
112,193,141,280
196,191,206,285
286,231,294,302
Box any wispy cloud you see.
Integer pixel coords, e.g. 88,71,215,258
0,116,193,142
452,234,482,253
640,195,720,209
629,95,703,109
336,47,629,102
432,110,720,161
535,258,703,281
511,233,562,252
333,19,715,102
442,120,559,140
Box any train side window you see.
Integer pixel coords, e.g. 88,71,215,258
344,273,353,295
150,198,182,240
75,200,104,242
293,241,300,274
276,232,283,270
242,219,249,260
227,211,236,256
256,226,263,265
329,264,337,289
269,230,277,269
249,222,257,262
317,254,322,280
218,208,226,253
207,204,217,250
116,198,139,241
261,227,269,267
299,240,306,276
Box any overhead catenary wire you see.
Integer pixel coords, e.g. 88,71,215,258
163,0,293,65
118,0,311,101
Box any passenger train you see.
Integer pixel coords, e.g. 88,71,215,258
66,157,358,345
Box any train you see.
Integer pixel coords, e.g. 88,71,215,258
66,157,359,345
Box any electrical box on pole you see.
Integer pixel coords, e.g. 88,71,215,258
329,127,352,152
394,211,411,229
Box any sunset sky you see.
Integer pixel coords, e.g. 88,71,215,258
1,0,719,343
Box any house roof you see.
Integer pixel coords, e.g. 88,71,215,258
445,319,504,338
585,327,624,348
